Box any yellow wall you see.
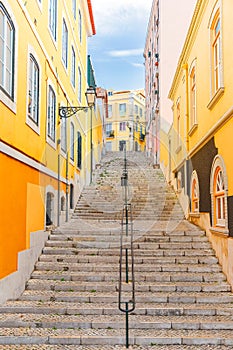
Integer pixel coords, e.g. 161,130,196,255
0,0,98,282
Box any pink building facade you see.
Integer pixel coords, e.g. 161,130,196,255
144,0,197,165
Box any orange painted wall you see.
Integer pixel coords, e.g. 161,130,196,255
0,152,64,278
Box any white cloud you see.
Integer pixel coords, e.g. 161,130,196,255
131,62,144,68
107,48,143,57
91,0,152,36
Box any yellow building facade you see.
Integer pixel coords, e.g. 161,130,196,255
106,90,146,152
162,0,233,285
0,0,102,302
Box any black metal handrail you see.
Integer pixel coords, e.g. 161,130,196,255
118,148,135,348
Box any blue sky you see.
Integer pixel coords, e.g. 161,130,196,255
88,0,153,91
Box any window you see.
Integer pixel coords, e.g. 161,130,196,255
190,65,196,128
134,105,138,114
209,6,222,96
60,117,66,152
28,54,39,125
0,3,15,99
191,171,199,213
210,156,228,230
176,100,181,150
71,46,76,87
119,103,126,116
62,19,68,68
140,108,142,118
70,122,74,160
214,167,225,226
49,0,57,41
72,0,76,19
106,123,112,137
119,122,126,131
108,104,112,118
78,67,81,102
78,9,82,42
77,131,82,169
47,85,56,142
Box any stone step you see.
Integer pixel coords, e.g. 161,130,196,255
0,346,231,350
1,328,233,346
18,290,233,304
34,261,221,274
39,253,218,264
41,247,217,257
25,279,230,293
1,314,233,331
30,270,227,283
44,240,211,250
3,301,233,316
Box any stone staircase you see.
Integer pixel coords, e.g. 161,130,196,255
0,151,233,349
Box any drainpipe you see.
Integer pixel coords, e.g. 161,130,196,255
182,63,189,196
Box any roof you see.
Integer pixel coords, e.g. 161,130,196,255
87,0,96,35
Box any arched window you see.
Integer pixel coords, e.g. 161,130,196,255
210,156,228,229
46,192,54,225
190,171,199,213
214,167,225,226
61,196,65,211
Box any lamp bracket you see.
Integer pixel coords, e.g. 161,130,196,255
59,106,88,119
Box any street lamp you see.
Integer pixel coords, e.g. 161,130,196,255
58,86,96,224
85,87,96,184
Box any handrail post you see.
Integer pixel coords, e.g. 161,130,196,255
118,147,135,348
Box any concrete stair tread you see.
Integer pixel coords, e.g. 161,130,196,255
3,300,233,315
34,262,222,273
2,314,233,332
1,327,233,346
39,254,218,265
1,152,233,347
0,346,231,350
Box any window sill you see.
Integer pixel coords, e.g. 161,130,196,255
0,90,16,114
210,226,229,237
189,212,200,218
175,145,182,154
188,123,198,136
207,87,224,110
26,118,40,135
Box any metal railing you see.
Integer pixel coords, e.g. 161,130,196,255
118,148,135,348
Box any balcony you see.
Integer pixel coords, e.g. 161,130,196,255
106,130,115,138
139,133,145,141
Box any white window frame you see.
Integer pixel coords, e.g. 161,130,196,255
60,116,66,154
26,49,41,134
208,1,224,108
70,122,74,161
46,82,56,148
119,103,126,116
210,155,228,231
78,67,82,102
190,170,199,214
78,9,82,43
0,2,15,100
108,104,112,118
72,0,76,19
48,0,57,42
0,1,17,113
62,18,68,69
71,46,76,88
119,121,126,131
189,60,197,131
